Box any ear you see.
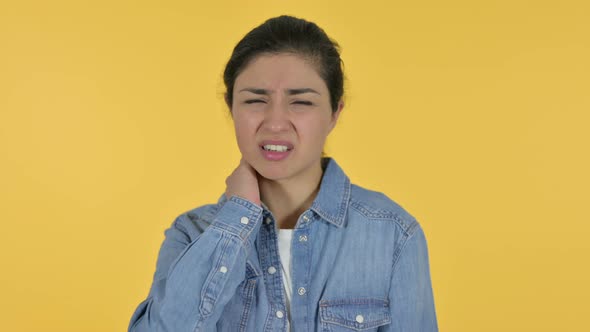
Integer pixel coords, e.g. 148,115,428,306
328,99,344,132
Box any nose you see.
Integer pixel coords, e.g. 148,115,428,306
262,101,292,133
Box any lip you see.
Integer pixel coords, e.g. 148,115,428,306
259,140,294,161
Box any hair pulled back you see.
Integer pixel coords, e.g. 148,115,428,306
223,15,344,113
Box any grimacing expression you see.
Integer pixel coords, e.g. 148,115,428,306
231,53,342,182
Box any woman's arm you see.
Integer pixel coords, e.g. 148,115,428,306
380,224,438,331
128,196,263,332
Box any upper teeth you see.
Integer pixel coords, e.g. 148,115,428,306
263,144,289,152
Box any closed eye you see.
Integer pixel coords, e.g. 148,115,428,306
293,101,313,105
245,99,266,104
245,100,312,105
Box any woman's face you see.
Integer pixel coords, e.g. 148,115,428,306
231,53,342,182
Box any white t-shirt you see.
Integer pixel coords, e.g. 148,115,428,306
277,228,293,331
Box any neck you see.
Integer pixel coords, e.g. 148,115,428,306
259,161,324,229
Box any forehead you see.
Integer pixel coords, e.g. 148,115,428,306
235,53,327,92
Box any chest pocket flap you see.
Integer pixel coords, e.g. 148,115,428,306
319,297,391,331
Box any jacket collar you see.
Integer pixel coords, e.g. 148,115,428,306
216,157,351,228
309,157,351,228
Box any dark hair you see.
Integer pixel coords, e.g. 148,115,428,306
223,15,345,113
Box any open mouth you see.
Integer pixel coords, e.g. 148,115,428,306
259,143,293,161
261,144,293,152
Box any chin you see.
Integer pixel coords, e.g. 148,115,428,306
255,164,292,181
248,156,297,181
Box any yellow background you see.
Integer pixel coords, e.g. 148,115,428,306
1,1,589,331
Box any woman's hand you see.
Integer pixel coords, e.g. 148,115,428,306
224,158,261,206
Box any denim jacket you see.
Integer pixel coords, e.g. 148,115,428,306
128,158,437,331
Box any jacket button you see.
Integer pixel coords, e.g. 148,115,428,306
240,217,249,224
297,287,306,295
356,315,364,323
299,235,308,242
219,266,228,273
267,266,277,274
276,310,284,318
264,217,272,224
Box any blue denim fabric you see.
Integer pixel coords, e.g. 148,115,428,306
128,158,437,331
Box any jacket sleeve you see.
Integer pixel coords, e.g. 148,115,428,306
128,196,263,332
380,224,438,331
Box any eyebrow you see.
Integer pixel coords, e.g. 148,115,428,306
238,88,320,95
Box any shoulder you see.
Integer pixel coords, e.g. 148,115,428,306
348,183,419,235
166,201,222,240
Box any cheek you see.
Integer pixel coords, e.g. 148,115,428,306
233,115,257,148
234,125,249,147
297,119,331,146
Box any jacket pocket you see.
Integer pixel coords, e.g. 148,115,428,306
319,297,391,331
